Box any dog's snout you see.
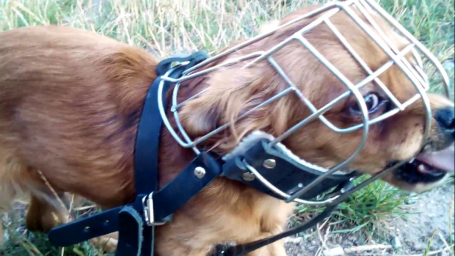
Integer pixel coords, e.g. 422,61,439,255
435,107,454,138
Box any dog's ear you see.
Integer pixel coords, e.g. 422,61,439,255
178,88,222,136
178,67,264,138
178,65,292,144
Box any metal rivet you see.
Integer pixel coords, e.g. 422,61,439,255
287,183,303,194
242,172,255,181
263,159,276,169
194,167,206,178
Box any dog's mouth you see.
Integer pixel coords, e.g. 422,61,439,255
392,144,454,184
414,145,454,175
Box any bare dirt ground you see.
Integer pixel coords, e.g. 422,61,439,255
284,183,455,256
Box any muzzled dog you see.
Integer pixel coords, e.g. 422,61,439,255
0,0,453,255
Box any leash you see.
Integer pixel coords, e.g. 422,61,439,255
212,203,339,256
48,51,357,256
212,173,354,256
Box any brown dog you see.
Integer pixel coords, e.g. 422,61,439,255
0,3,453,256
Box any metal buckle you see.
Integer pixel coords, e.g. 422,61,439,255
142,192,167,226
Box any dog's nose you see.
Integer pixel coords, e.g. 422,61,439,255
435,107,454,138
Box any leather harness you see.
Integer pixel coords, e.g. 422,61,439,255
48,51,357,256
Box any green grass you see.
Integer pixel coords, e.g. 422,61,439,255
0,0,454,255
294,176,414,235
380,0,454,97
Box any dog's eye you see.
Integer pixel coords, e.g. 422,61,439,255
350,92,384,114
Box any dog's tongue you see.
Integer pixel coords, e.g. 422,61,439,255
416,145,454,173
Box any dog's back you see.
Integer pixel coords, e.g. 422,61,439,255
0,25,159,219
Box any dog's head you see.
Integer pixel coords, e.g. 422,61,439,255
177,2,454,194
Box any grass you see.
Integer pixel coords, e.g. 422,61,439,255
0,0,454,255
294,176,414,236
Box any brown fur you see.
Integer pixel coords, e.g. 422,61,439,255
0,5,452,256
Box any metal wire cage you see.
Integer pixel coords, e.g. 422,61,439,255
156,0,451,205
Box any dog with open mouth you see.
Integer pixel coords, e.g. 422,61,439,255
0,0,453,255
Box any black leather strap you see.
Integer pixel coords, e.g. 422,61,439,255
116,207,144,256
211,139,357,256
48,207,121,247
155,51,208,76
152,152,222,220
134,50,209,196
129,51,208,256
48,152,222,247
222,139,356,201
116,152,222,256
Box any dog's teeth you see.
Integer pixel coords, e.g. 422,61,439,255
418,164,426,172
408,158,415,163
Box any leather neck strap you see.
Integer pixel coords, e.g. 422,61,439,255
131,51,210,256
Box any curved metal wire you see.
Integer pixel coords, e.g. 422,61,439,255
156,0,451,205
242,159,342,206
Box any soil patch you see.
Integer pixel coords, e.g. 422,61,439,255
285,183,455,256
